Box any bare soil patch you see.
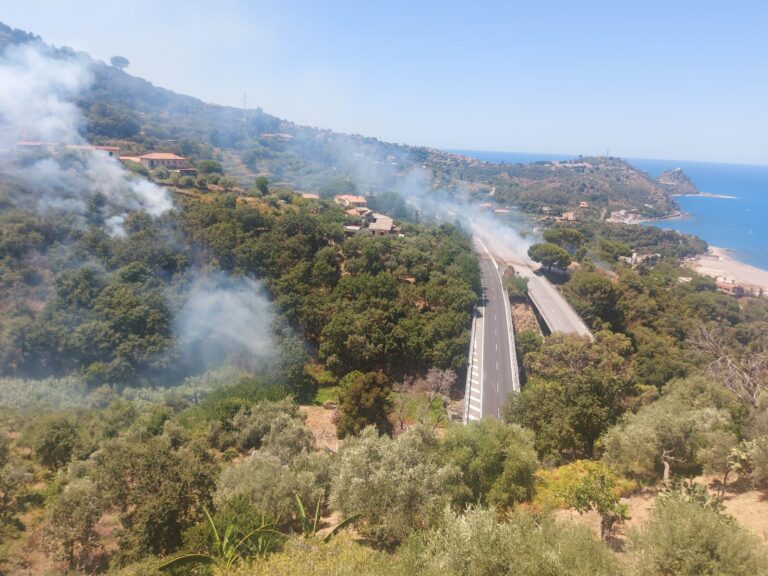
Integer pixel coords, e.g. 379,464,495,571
556,477,768,545
299,405,339,452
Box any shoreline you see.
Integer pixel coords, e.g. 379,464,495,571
639,210,685,224
671,192,738,199
686,246,768,295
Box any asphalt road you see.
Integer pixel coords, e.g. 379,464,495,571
476,247,519,419
474,229,593,339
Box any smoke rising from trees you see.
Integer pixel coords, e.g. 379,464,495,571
174,274,277,371
0,43,173,236
0,42,278,380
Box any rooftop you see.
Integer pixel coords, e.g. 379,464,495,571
140,153,186,160
370,216,394,231
335,194,367,203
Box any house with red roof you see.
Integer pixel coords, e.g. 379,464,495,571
136,153,188,170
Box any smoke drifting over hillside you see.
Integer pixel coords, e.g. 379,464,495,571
0,43,172,235
174,274,277,371
393,162,533,256
0,42,278,379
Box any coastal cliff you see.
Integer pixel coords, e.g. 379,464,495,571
656,167,699,195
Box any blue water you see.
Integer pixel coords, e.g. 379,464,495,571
446,149,768,271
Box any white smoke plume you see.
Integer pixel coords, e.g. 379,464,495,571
323,137,533,256
174,274,277,371
0,41,278,378
0,42,172,235
394,164,533,256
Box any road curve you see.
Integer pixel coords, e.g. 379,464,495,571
474,228,593,339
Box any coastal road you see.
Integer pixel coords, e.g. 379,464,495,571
465,241,520,422
474,228,593,339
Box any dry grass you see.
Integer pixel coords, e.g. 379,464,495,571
299,405,339,452
556,476,768,547
510,301,542,334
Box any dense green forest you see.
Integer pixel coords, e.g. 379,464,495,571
0,182,477,389
1,20,768,576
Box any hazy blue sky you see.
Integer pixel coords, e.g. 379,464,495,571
4,1,768,164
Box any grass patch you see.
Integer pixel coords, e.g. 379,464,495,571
393,391,449,428
313,386,340,406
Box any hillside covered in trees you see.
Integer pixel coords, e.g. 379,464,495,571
0,20,767,576
0,22,681,219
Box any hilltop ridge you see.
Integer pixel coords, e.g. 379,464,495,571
656,167,699,195
0,20,678,218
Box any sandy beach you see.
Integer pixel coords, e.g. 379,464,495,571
686,247,768,295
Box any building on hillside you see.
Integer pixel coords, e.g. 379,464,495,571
346,207,374,222
65,144,120,156
579,201,590,208
561,211,576,221
619,252,661,267
137,153,188,170
260,133,293,141
300,192,320,200
15,140,57,152
369,214,394,236
16,141,120,156
716,280,745,297
334,194,367,208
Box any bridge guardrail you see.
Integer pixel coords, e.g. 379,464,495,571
463,306,478,424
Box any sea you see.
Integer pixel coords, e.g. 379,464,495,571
447,149,768,271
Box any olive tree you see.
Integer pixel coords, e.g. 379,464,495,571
602,377,739,485
399,507,622,576
330,426,460,546
439,419,538,508
45,479,103,571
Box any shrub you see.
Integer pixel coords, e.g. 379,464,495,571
242,533,386,576
29,415,79,470
398,507,622,576
44,479,103,571
629,497,768,576
151,166,169,180
336,371,393,439
439,419,538,508
231,399,299,451
215,451,324,530
330,426,460,546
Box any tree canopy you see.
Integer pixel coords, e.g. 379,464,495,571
527,242,571,270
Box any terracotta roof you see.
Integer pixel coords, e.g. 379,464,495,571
370,216,394,231
335,194,367,203
66,144,120,152
139,153,186,160
119,156,142,163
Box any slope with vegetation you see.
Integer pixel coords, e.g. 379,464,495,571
1,19,768,576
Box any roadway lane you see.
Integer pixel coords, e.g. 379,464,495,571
477,244,519,418
474,228,593,339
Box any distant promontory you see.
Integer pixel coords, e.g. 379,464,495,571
656,168,699,195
